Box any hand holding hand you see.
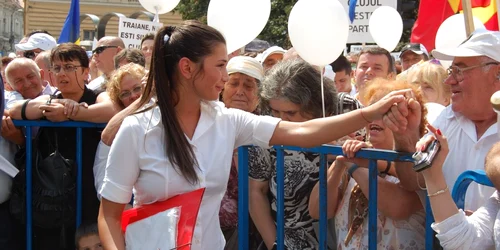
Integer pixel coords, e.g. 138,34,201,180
362,89,412,123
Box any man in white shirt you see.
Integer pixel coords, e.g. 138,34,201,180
87,36,125,92
386,30,500,211
2,58,53,147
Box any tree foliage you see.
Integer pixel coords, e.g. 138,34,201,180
175,0,419,50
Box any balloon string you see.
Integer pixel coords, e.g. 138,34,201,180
153,6,159,23
320,66,325,118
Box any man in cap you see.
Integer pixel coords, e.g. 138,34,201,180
400,43,429,71
260,46,287,71
386,30,500,211
15,33,57,60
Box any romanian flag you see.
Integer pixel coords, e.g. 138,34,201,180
411,0,498,51
58,0,80,44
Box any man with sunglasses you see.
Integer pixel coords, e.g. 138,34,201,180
14,33,57,60
87,36,125,92
385,30,500,213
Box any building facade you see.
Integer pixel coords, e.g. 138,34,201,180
25,0,183,48
0,0,24,56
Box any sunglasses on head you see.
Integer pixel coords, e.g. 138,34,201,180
92,45,118,55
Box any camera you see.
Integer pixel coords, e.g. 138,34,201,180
412,139,440,172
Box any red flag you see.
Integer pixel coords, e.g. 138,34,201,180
411,0,498,51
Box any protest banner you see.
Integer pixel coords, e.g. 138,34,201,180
118,17,163,49
341,0,398,43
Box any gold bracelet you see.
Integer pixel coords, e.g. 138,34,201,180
427,186,449,197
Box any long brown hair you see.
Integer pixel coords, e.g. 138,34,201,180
136,21,226,184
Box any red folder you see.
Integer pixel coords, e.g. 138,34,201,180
121,188,206,250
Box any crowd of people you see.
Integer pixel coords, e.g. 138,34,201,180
0,20,499,250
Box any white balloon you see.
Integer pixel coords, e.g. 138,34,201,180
207,0,271,54
368,6,403,52
138,0,180,14
435,14,485,50
288,0,349,66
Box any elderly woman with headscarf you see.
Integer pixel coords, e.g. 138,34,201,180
219,56,264,249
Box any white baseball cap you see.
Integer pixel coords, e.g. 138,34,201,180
227,56,264,82
15,33,57,52
260,46,286,64
432,29,500,62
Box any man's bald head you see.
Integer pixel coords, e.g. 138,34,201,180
97,36,125,48
94,36,125,76
34,51,52,86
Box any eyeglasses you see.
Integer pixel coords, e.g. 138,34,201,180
51,64,82,74
447,62,499,82
92,45,118,55
119,85,143,100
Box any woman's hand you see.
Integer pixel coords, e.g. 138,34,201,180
52,99,89,117
417,124,449,177
335,139,372,167
362,89,412,123
39,103,69,122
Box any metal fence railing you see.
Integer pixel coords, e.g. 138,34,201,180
11,120,492,250
12,120,106,250
452,170,494,209
237,145,419,250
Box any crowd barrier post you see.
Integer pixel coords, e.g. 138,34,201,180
12,120,106,250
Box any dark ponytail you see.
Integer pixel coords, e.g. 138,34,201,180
136,21,226,184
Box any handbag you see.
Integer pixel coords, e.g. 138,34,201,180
10,128,76,247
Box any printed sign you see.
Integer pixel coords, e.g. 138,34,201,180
350,45,401,61
118,17,163,49
340,0,398,43
350,44,378,53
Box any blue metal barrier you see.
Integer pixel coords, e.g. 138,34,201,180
452,170,494,209
12,120,106,250
237,145,414,250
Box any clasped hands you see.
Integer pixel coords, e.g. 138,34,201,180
39,99,89,122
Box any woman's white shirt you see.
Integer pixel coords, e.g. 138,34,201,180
432,191,500,250
99,101,280,250
93,141,110,200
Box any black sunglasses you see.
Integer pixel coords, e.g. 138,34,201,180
92,45,118,55
23,51,36,59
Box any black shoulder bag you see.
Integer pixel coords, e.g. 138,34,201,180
10,128,76,247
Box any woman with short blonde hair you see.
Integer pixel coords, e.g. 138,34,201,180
407,61,451,107
107,63,146,109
